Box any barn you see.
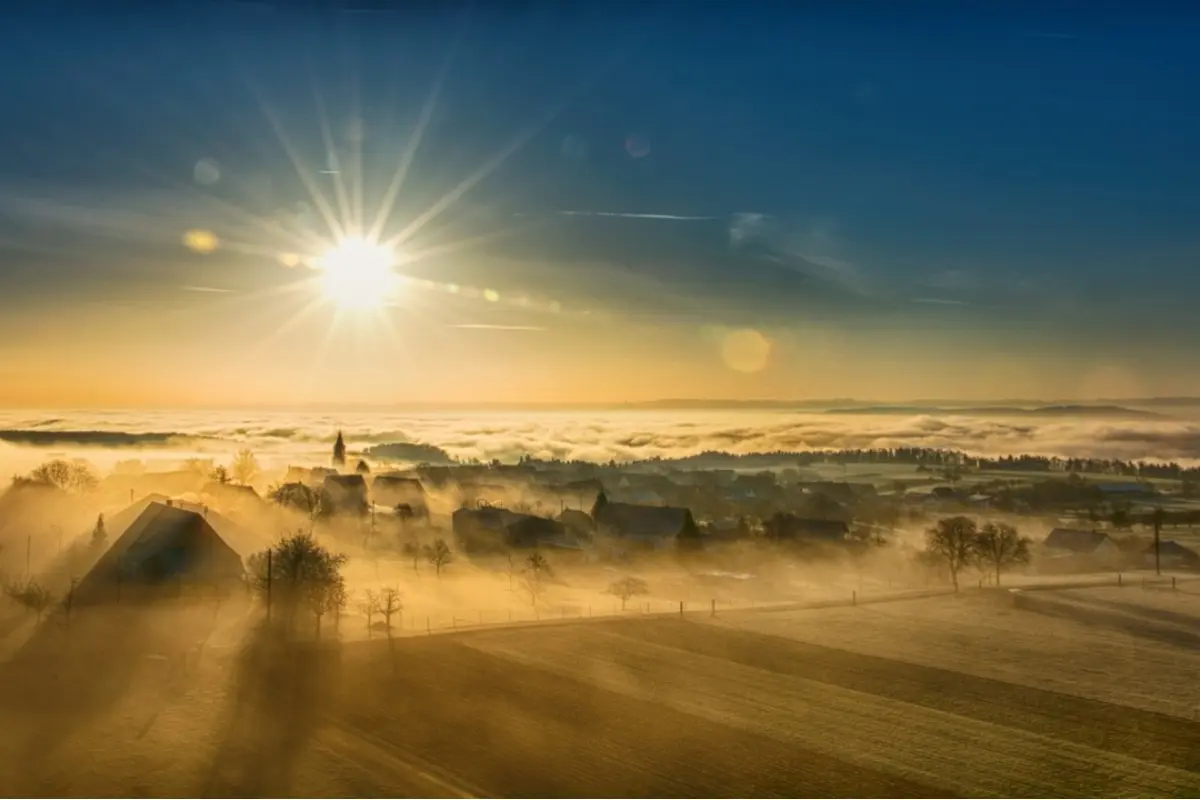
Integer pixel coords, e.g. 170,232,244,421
73,501,249,604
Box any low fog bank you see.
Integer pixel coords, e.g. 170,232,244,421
5,407,1200,465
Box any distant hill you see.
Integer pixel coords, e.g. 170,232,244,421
827,405,1164,419
363,442,455,464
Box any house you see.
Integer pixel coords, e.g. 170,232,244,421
591,493,700,550
764,514,849,544
201,482,263,511
323,473,368,514
371,474,428,514
73,501,248,604
552,479,606,510
1145,540,1200,570
284,466,338,486
557,508,595,536
1042,528,1123,568
451,507,570,553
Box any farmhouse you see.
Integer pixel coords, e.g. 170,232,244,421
591,492,700,550
452,507,571,553
1145,540,1200,570
1042,528,1123,570
323,473,369,513
371,474,428,513
73,501,247,604
765,514,849,544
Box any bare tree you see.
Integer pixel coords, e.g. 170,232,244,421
309,575,347,639
6,580,56,622
231,449,261,486
605,576,650,610
28,459,98,494
924,516,977,591
379,587,403,633
269,482,328,531
505,553,517,591
424,539,453,577
209,465,230,485
402,540,421,574
523,552,551,607
358,589,381,635
973,522,1030,586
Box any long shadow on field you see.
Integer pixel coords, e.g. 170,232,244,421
0,604,188,794
1063,593,1200,633
202,620,340,797
1014,593,1200,650
333,635,947,798
609,618,1200,775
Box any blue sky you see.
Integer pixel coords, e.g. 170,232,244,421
1,2,1198,405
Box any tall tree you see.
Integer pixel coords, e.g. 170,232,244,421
973,522,1030,586
606,576,649,610
924,516,978,591
423,539,453,577
231,450,260,486
247,531,347,632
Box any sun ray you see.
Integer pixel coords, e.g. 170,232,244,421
243,76,347,243
310,72,355,238
380,31,631,252
366,20,463,243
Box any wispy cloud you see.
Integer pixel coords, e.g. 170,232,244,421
449,323,546,331
181,285,234,294
520,210,719,221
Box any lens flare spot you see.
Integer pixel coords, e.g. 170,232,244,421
721,328,772,373
182,229,219,254
483,289,500,303
279,252,300,268
193,158,221,186
625,134,651,159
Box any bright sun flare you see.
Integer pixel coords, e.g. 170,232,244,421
317,237,398,310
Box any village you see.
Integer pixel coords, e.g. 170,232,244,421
3,429,1197,619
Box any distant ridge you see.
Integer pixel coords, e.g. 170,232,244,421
623,400,1171,418
826,404,1165,419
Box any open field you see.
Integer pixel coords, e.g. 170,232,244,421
706,585,1200,720
1,582,1200,797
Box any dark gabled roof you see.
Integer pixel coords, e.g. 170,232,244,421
770,515,849,541
324,473,367,489
1149,540,1200,559
595,503,695,539
75,501,246,599
373,474,425,489
1045,528,1113,554
202,482,261,499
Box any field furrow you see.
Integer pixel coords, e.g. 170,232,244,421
463,624,1200,798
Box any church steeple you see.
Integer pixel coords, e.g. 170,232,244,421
333,430,346,468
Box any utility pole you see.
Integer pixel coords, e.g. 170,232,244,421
266,549,273,623
1153,506,1165,576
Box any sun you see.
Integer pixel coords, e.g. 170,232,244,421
316,236,398,310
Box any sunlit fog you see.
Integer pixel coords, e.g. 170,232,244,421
3,2,1200,798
